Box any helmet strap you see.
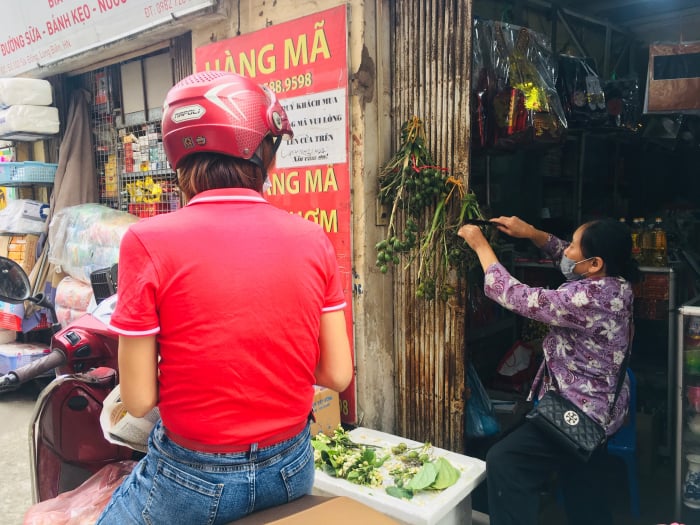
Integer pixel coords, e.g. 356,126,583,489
271,135,283,156
250,135,282,170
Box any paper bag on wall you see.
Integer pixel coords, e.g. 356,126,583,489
645,41,700,113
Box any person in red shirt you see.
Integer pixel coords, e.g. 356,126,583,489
96,71,353,525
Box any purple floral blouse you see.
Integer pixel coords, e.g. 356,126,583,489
483,234,632,435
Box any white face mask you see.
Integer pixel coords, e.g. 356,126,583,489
560,255,593,281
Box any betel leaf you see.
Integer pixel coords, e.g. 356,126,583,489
360,447,376,463
405,461,438,491
430,457,461,489
346,470,361,482
311,440,329,453
386,486,414,500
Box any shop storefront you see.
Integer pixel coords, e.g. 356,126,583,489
0,0,398,443
3,0,700,521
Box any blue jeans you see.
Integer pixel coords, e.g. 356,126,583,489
95,420,314,525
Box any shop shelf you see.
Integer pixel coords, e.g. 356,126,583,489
0,162,57,185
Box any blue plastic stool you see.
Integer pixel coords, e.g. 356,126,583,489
606,368,640,519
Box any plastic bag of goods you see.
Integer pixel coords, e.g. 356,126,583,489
0,199,49,234
0,105,59,136
48,204,138,284
0,78,52,107
23,460,137,525
470,19,567,151
466,363,500,438
55,276,95,326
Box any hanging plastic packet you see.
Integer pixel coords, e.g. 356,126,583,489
583,62,606,111
557,55,607,128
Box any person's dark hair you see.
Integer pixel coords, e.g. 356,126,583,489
580,219,641,283
176,136,275,201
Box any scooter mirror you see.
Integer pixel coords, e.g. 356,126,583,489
0,256,31,303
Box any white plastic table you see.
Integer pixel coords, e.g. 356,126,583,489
312,427,486,525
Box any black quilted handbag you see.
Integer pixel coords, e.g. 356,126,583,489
526,391,606,462
526,341,630,462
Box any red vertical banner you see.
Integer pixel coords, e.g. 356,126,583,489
195,6,356,424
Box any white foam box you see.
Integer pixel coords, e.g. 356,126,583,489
0,342,50,374
312,427,486,525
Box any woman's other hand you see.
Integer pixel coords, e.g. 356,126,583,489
458,224,498,271
491,216,534,238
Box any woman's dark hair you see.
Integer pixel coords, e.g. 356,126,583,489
580,219,641,283
176,136,275,201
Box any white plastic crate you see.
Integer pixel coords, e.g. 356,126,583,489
312,427,486,525
0,343,50,374
0,162,57,185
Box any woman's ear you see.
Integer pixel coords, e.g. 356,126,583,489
591,256,604,269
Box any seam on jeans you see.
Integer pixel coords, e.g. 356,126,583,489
248,463,256,514
154,423,310,473
157,459,222,495
143,459,223,525
280,444,313,501
255,427,310,470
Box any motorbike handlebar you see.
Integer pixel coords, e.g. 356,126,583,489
0,372,19,393
1,350,67,391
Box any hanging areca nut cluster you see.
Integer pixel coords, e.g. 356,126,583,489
376,116,489,300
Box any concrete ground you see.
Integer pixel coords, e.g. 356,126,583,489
0,381,42,525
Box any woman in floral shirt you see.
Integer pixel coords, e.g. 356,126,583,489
458,216,640,525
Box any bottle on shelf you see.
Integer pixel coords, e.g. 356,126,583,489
640,217,653,266
650,217,668,267
630,218,643,264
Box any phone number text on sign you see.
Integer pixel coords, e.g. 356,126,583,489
264,72,314,94
143,0,189,17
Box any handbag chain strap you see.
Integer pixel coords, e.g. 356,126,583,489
545,317,633,424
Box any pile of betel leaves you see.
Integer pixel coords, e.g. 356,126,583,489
311,426,461,500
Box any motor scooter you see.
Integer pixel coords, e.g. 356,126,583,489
0,256,136,504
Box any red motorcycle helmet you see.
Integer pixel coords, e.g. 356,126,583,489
162,71,293,169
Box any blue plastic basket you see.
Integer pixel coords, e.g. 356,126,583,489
0,162,57,185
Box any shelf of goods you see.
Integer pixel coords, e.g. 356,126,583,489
99,122,180,218
675,300,700,520
634,266,679,460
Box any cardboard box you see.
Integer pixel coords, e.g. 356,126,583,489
0,233,40,276
310,386,340,437
232,496,400,524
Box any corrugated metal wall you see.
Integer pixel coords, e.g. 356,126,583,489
390,0,473,452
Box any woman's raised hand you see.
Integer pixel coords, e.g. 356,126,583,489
458,224,488,250
490,216,535,239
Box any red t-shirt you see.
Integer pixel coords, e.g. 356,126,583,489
109,188,346,445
